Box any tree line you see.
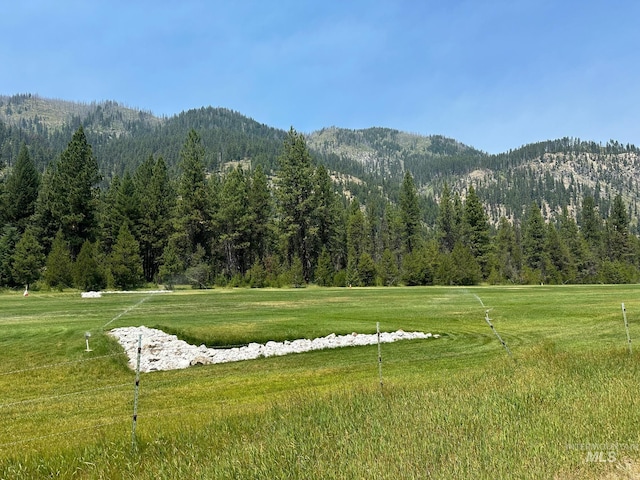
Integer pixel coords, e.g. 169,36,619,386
1,126,640,291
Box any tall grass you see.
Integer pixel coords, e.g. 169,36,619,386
1,285,639,478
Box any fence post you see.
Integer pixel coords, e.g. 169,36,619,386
377,322,383,390
131,334,142,451
622,303,632,355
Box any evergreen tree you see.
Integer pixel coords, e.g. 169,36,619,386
11,229,44,289
0,225,19,286
3,143,40,232
399,171,422,253
73,240,105,291
580,195,603,254
218,167,253,277
558,207,593,283
275,128,317,282
100,174,122,252
109,224,143,289
434,251,455,285
381,203,403,271
449,241,481,285
176,129,211,261
489,217,521,284
248,164,272,265
246,259,267,288
185,244,211,288
44,229,73,289
544,222,574,284
34,127,101,257
346,200,365,286
436,183,457,253
379,248,400,286
136,156,175,282
462,185,490,277
158,240,183,289
314,247,334,286
115,171,141,233
358,252,377,286
522,202,547,275
402,245,433,286
606,194,631,262
289,255,305,288
313,164,340,267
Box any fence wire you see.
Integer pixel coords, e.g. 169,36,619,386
0,353,122,377
0,416,130,449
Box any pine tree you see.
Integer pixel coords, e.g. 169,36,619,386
346,200,365,286
248,165,272,265
275,128,317,282
558,207,592,283
489,217,522,284
289,255,305,288
34,127,101,258
580,195,602,254
0,226,19,286
436,183,457,253
462,185,490,277
73,240,105,291
218,167,253,277
379,248,400,286
606,194,631,262
358,252,377,286
11,228,44,289
450,241,481,285
314,247,334,286
544,222,574,284
158,240,183,289
115,171,141,233
313,164,340,266
136,156,175,282
381,203,403,269
100,174,122,252
109,224,143,289
402,245,432,286
3,143,40,232
44,229,73,289
399,171,422,253
176,129,211,261
522,202,547,280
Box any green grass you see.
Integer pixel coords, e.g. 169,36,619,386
1,285,640,479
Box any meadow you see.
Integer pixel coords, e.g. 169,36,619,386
1,285,639,479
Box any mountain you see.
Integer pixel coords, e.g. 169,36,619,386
1,93,639,231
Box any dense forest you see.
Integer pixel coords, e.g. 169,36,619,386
1,121,640,291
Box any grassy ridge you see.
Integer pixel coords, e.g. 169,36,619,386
1,285,639,478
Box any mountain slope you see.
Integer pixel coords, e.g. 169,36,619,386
1,94,639,231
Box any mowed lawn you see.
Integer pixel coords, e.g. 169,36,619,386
1,285,640,479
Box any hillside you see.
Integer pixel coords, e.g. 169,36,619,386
1,94,639,230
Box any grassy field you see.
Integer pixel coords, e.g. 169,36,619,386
1,285,640,479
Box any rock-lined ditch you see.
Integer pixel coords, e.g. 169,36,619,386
109,325,440,372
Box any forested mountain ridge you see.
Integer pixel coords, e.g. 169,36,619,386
0,93,160,134
1,94,638,231
0,94,284,178
307,127,640,230
2,93,640,291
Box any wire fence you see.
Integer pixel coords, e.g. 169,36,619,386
0,338,410,453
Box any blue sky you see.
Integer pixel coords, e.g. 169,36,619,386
1,0,639,153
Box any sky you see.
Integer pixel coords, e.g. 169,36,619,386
1,0,639,154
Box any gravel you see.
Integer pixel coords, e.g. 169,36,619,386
109,325,440,372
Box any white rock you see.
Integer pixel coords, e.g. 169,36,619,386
81,291,102,298
109,326,440,373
